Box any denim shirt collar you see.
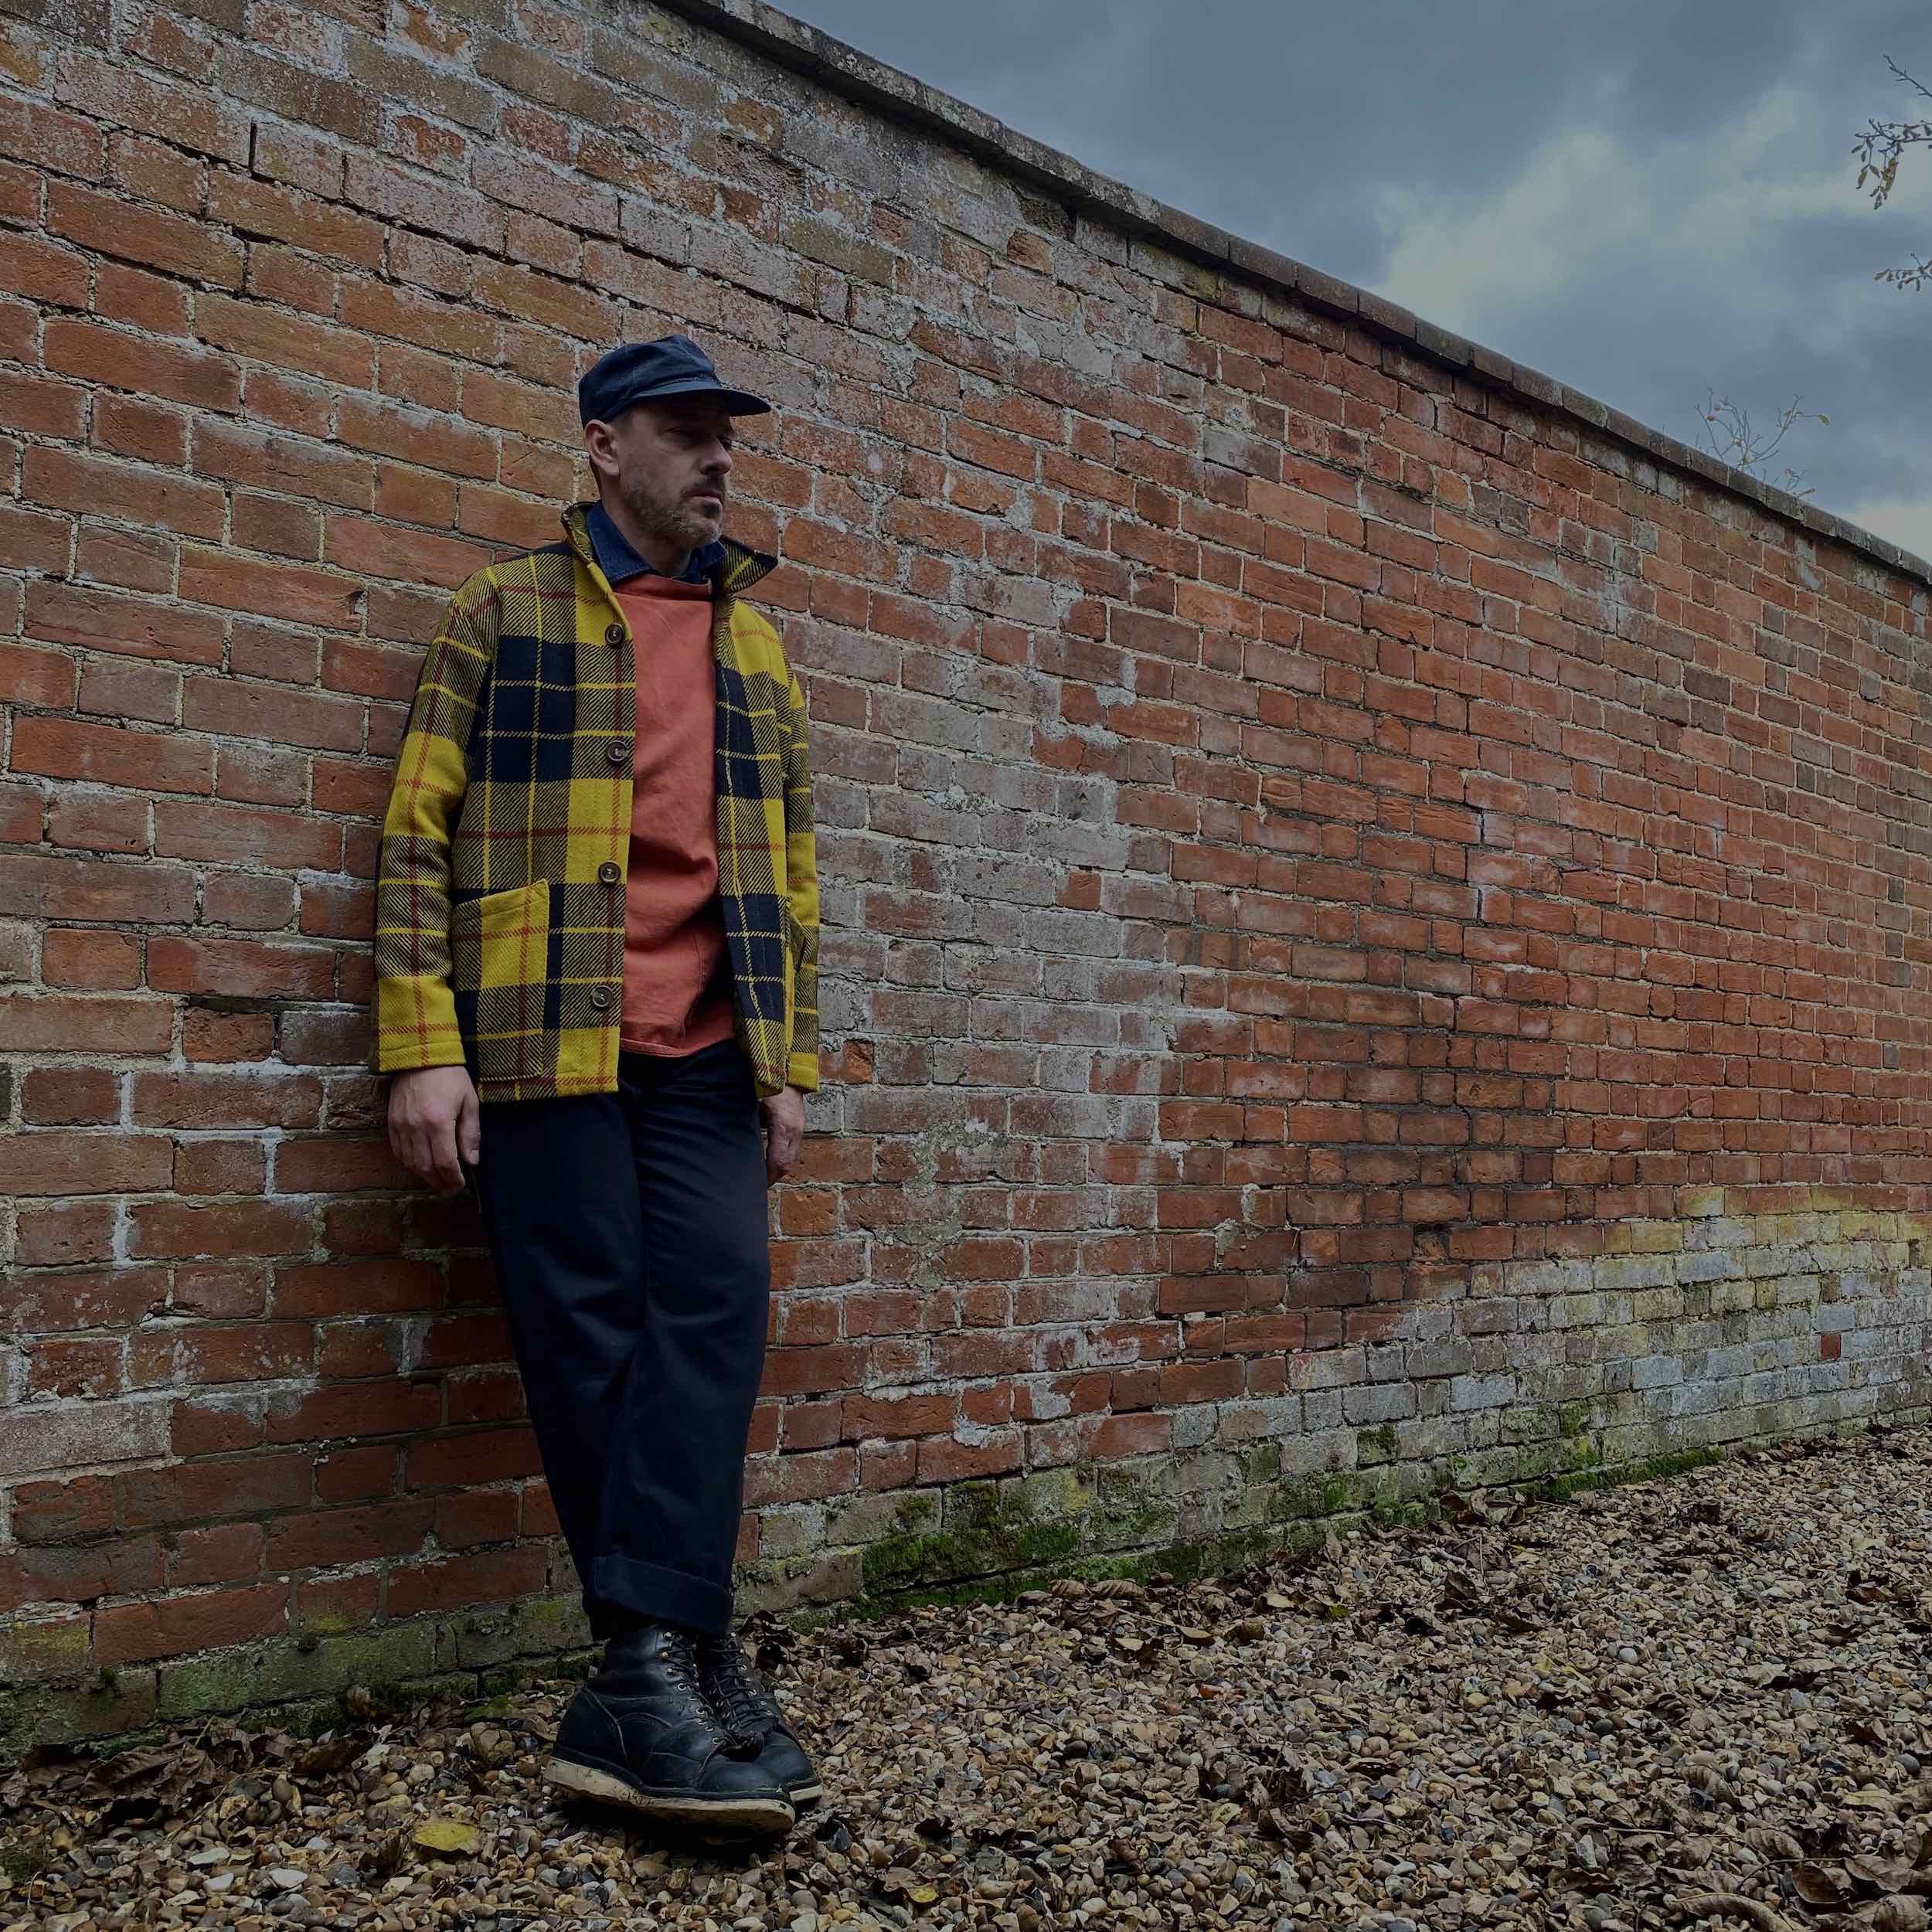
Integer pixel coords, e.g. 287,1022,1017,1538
585,500,724,588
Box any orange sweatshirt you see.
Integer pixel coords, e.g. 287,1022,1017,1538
611,576,736,1057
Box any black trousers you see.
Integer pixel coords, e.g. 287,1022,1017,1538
474,1039,770,1639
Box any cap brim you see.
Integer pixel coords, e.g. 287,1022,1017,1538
611,377,772,417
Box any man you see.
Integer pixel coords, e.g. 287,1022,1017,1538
372,335,821,1837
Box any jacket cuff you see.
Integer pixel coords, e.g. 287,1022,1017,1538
373,978,467,1076
787,1049,821,1094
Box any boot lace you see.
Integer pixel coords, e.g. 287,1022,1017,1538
697,1634,777,1747
662,1628,765,1756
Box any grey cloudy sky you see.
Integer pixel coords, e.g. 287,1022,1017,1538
783,0,1932,568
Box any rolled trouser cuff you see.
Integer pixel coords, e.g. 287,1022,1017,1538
592,1552,733,1638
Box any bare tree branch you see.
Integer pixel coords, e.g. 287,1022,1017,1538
1695,391,1827,499
1852,55,1932,287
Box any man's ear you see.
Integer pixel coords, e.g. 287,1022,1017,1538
583,417,621,485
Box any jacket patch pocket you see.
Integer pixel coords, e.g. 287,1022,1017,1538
451,880,552,1083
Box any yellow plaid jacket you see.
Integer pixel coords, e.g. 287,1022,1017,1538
372,505,819,1103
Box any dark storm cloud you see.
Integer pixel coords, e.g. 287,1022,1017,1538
783,0,1932,560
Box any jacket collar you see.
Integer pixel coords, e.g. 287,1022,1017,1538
562,502,777,602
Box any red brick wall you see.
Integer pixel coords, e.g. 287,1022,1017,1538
4,0,1931,1746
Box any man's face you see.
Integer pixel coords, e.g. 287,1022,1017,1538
586,396,736,553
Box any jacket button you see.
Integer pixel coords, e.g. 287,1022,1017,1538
604,743,628,767
604,623,625,646
589,985,611,1010
597,861,621,886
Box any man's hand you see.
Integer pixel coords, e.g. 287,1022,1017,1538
387,1064,481,1196
760,1084,804,1185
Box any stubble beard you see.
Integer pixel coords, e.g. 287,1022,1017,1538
621,471,722,555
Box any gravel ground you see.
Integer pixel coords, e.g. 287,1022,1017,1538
5,1425,1932,1932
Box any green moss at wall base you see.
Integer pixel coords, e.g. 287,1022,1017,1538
5,1408,1926,1764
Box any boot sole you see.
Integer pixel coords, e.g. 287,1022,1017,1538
543,1752,795,1834
789,1779,822,1805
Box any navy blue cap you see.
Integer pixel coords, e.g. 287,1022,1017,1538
577,334,770,427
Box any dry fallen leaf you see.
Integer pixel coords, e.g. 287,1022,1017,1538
1680,1890,1792,1932
1793,1864,1846,1906
412,1818,480,1856
1872,1901,1930,1932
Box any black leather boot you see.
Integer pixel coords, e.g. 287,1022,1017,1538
543,1621,795,1834
695,1630,821,1806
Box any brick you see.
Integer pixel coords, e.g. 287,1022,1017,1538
22,1064,118,1124
201,872,298,930
177,548,361,628
406,1426,543,1490
217,44,379,145
434,1488,518,1548
11,716,213,795
264,1500,432,1570
192,420,374,509
175,1137,269,1195
15,1201,120,1268
126,1193,311,1259
264,1381,441,1444
119,1452,311,1529
9,1535,163,1605
0,640,77,710
385,1545,545,1618
166,1521,265,1587
155,797,344,869
95,1582,286,1665
171,1266,268,1320
232,492,323,559
335,396,496,480
46,317,239,411
0,502,73,573
206,173,384,267
0,370,86,440
12,1475,117,1544
25,580,224,665
185,1009,275,1062
147,935,334,998
842,1393,954,1440
48,787,155,852
80,654,179,724
916,1432,1022,1483
311,1442,396,1504
60,49,250,163
26,1335,124,1399
92,394,189,470
195,292,376,389
273,1259,440,1316
182,677,366,751
46,179,242,285
0,1131,171,1196
0,852,195,923
10,1266,167,1336
0,1398,168,1477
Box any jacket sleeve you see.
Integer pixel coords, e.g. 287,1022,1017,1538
370,579,497,1077
781,662,821,1093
